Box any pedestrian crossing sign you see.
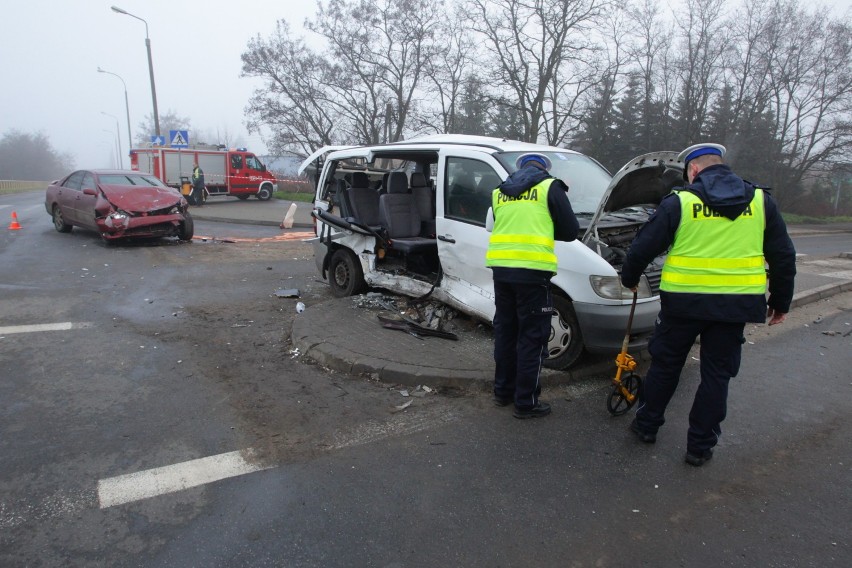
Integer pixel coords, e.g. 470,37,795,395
170,130,189,148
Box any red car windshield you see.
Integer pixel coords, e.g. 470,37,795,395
98,174,168,187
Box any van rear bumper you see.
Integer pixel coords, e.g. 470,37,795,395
573,299,659,354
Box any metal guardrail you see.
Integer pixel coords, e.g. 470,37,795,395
0,180,49,194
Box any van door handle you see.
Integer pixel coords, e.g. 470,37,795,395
438,235,455,244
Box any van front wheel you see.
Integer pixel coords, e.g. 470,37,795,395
329,249,367,297
544,295,584,370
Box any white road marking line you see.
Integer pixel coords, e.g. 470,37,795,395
98,449,272,508
0,322,91,334
327,408,458,451
0,489,95,530
823,270,852,279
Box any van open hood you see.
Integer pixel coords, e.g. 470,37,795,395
582,151,683,241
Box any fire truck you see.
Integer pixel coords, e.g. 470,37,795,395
129,146,278,201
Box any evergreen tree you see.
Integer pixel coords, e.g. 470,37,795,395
574,74,618,170
453,76,493,136
610,74,645,169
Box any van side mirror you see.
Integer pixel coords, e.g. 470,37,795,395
83,188,97,196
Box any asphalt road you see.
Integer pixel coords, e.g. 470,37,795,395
1,192,850,567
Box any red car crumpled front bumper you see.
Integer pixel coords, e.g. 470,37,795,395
97,212,186,240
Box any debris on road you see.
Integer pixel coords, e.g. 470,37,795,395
392,400,413,413
275,288,301,298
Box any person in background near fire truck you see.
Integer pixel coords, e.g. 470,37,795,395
486,153,579,419
191,161,205,207
620,142,796,466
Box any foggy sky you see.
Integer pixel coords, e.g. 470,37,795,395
0,0,316,170
1,0,849,172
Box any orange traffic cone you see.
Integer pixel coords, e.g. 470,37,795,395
8,211,22,230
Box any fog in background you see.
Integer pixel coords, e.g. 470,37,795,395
0,0,849,172
0,0,316,170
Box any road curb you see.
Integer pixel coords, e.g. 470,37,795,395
292,283,849,391
789,280,852,310
189,211,312,229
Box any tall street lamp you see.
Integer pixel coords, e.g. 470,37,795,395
102,129,120,168
101,112,123,169
111,5,160,137
97,67,133,152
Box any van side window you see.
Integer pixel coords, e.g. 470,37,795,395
231,154,243,169
444,157,501,226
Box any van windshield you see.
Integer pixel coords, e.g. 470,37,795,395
497,152,611,214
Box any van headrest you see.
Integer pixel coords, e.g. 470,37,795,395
388,171,409,194
351,172,369,187
410,172,427,188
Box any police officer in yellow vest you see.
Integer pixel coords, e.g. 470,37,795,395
486,153,579,418
621,143,796,465
191,161,205,207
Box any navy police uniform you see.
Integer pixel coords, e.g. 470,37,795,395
620,143,796,464
487,154,579,418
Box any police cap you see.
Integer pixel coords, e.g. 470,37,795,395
516,153,552,171
678,143,726,181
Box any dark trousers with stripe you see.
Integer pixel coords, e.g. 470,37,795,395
492,280,552,409
634,313,746,453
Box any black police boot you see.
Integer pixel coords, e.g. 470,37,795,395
629,418,657,444
513,401,551,419
493,394,514,407
685,449,714,466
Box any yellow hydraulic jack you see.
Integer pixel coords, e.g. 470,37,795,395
607,290,643,416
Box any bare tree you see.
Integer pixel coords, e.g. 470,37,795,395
626,0,674,150
134,110,192,147
419,5,479,134
673,0,729,144
241,21,337,155
0,130,74,180
761,2,852,189
307,0,444,143
462,0,608,144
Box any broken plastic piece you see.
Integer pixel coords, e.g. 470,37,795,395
275,288,301,298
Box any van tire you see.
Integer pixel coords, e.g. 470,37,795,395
329,249,367,297
544,294,584,370
257,185,273,201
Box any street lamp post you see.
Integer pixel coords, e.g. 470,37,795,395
102,129,120,168
111,5,160,138
101,112,123,169
97,67,133,153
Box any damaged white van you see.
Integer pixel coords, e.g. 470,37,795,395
299,135,683,369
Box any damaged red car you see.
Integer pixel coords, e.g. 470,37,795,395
44,169,194,241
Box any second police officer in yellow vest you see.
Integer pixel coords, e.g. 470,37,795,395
486,153,579,419
620,143,796,466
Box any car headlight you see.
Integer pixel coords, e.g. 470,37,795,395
590,275,652,299
104,210,130,229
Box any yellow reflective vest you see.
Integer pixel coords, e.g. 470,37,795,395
486,178,557,273
661,189,766,294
